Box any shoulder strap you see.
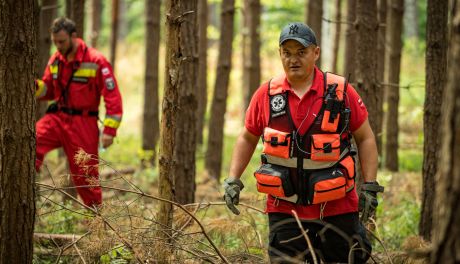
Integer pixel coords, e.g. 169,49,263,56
325,72,346,101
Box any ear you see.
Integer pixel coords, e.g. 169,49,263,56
314,46,320,61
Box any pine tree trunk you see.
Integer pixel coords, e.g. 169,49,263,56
431,3,460,262
384,0,404,172
196,0,208,144
343,0,356,78
420,0,448,242
355,0,381,142
376,0,386,157
37,0,57,120
404,0,419,40
142,0,161,168
158,0,198,259
0,1,37,262
205,0,235,181
110,0,120,69
71,0,85,37
91,0,102,47
243,0,261,110
332,0,342,73
306,0,323,67
173,0,198,204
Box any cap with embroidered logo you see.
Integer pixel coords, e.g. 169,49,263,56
279,22,317,47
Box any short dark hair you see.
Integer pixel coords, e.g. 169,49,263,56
51,17,76,35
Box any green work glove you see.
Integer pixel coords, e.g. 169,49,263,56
223,177,244,215
359,181,384,222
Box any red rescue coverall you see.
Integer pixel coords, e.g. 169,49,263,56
35,38,123,206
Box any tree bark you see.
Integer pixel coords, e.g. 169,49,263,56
142,0,161,168
375,0,386,156
196,0,208,144
331,0,342,73
420,0,448,242
110,0,120,70
70,0,85,37
306,0,323,67
0,0,37,262
431,2,460,262
90,0,102,47
355,0,381,143
384,0,404,172
37,0,58,120
243,0,261,111
158,0,198,259
343,0,356,78
205,0,235,181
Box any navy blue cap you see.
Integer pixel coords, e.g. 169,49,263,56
279,22,317,47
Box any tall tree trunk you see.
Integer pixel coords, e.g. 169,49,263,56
196,0,208,144
355,0,381,141
158,0,198,258
118,0,128,41
376,0,386,156
420,0,448,242
306,0,323,67
70,0,85,37
110,0,120,70
173,3,198,205
404,0,419,40
90,0,102,47
142,0,161,168
431,2,460,262
0,0,37,262
384,0,404,172
243,0,261,110
66,0,71,18
205,0,235,181
37,0,58,120
343,0,356,78
332,0,342,73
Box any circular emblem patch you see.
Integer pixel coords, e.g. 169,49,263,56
271,94,286,112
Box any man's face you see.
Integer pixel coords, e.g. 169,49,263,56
279,40,320,82
52,30,74,56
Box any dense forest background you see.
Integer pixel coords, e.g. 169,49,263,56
1,0,459,263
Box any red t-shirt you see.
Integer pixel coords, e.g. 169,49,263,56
245,67,368,219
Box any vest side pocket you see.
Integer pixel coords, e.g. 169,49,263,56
254,163,294,197
307,167,347,204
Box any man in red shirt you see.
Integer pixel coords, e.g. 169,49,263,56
35,17,123,207
223,22,383,263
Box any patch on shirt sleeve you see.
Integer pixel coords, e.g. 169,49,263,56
101,67,110,76
357,98,365,108
105,77,115,90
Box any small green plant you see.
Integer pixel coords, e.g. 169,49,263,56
100,245,133,264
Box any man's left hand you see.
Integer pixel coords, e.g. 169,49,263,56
101,134,114,148
359,182,384,222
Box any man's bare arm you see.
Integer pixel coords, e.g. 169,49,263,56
352,119,378,182
228,127,260,179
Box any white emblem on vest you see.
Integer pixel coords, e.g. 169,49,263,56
271,94,286,112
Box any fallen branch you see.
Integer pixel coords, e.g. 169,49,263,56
34,233,82,245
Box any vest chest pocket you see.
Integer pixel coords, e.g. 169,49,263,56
262,127,292,159
310,134,341,161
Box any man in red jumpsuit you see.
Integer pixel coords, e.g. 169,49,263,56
35,17,123,207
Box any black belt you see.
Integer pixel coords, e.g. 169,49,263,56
46,103,98,117
60,107,99,116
